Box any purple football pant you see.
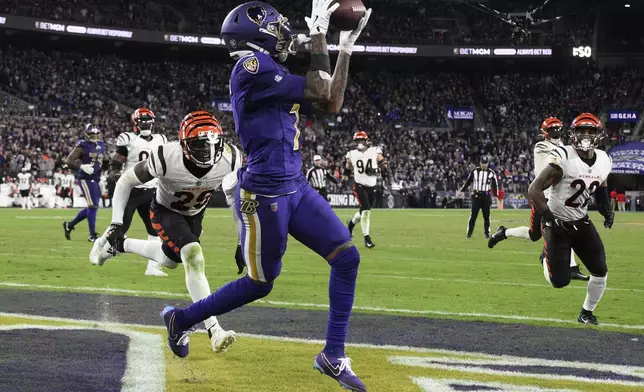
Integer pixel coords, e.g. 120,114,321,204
177,183,359,356
70,179,100,235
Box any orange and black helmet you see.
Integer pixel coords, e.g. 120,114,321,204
570,113,604,151
540,117,563,140
179,111,224,168
353,130,370,151
131,108,155,136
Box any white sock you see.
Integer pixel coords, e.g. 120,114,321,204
583,275,607,312
20,197,25,208
542,256,552,285
146,235,162,270
360,210,371,236
123,238,178,269
180,243,221,332
351,211,361,225
505,226,530,239
569,249,578,267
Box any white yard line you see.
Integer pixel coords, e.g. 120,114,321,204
280,269,644,293
0,323,165,392
1,282,644,330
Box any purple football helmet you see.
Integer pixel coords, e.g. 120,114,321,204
84,123,101,142
221,1,296,62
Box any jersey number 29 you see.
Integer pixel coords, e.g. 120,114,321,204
170,190,214,211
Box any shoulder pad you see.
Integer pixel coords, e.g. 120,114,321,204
548,146,568,167
534,141,551,154
116,133,133,147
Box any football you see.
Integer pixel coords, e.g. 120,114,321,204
330,0,367,31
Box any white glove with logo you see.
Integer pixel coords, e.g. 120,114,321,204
306,0,340,36
339,8,372,55
80,164,95,175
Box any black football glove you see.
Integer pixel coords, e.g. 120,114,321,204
235,244,245,275
106,223,126,253
542,210,570,234
603,211,615,229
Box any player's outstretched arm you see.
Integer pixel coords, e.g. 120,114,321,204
65,146,83,170
326,9,372,113
528,164,563,214
304,33,333,103
111,161,153,225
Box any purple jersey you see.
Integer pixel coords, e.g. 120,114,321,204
75,139,106,182
230,52,308,196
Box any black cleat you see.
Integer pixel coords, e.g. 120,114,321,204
364,235,375,249
347,220,355,238
578,309,599,325
63,222,74,240
484,233,490,239
88,234,98,243
487,226,506,249
539,250,545,265
466,234,472,239
570,265,590,281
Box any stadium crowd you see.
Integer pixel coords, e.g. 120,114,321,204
1,41,641,195
2,0,595,46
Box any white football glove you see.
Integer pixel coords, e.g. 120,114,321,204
305,0,340,36
339,8,372,55
296,33,311,46
80,164,94,175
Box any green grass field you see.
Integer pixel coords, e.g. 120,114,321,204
1,208,642,331
1,207,643,392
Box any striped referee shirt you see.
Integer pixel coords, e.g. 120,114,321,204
460,167,498,196
306,167,338,189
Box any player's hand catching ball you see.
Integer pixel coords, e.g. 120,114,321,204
235,244,246,275
603,211,615,229
306,0,340,36
338,8,372,55
106,223,126,253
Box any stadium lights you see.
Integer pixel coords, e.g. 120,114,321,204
625,4,631,7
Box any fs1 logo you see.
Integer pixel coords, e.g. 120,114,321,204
572,46,592,58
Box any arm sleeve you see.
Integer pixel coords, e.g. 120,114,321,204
147,146,165,178
116,133,131,148
533,144,550,177
490,171,498,196
460,171,473,192
111,168,143,224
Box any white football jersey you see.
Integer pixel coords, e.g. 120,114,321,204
346,146,382,187
117,132,167,189
17,172,32,190
61,174,75,188
548,146,612,221
148,142,242,216
53,172,63,186
533,139,563,199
